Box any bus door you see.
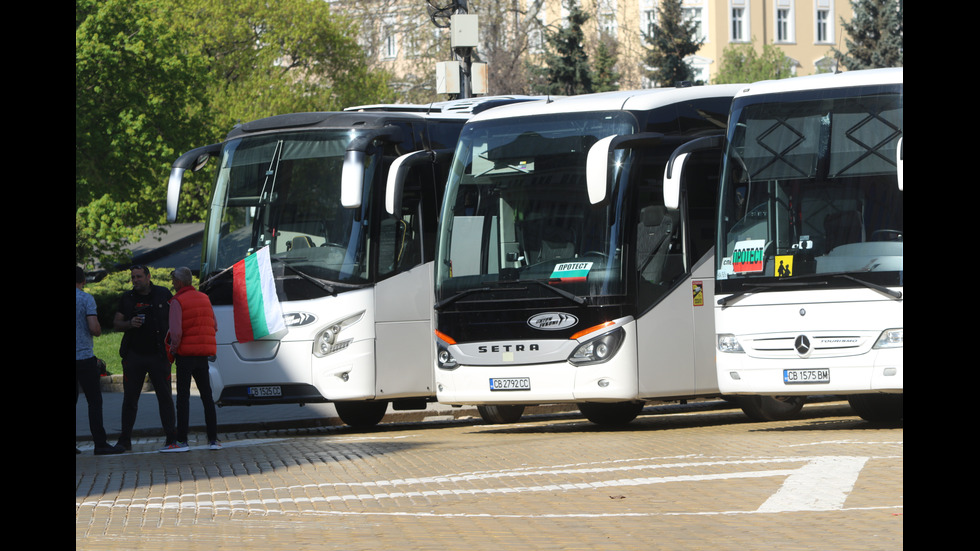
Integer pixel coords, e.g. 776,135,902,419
617,139,723,397
374,142,447,398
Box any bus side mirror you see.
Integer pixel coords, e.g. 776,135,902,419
385,149,451,215
663,153,686,210
586,133,665,205
586,136,616,205
896,137,903,191
341,150,367,208
167,143,221,223
663,135,724,211
342,125,406,209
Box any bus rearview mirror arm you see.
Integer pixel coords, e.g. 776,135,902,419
663,135,724,210
386,149,453,215
586,133,665,205
167,143,222,223
341,126,406,209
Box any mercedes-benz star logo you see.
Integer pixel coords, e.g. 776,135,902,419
794,335,811,356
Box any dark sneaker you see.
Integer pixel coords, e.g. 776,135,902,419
116,440,132,452
159,441,189,453
94,444,126,455
208,440,222,450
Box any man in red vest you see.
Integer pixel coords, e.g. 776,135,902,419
166,267,220,452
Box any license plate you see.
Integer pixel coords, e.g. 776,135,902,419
248,385,282,397
489,377,531,391
783,369,830,384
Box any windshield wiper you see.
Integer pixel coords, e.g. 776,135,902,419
276,262,337,295
717,281,825,307
436,280,586,309
528,279,587,305
835,274,902,299
198,257,354,297
435,286,526,309
718,271,903,306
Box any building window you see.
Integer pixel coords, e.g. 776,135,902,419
683,7,704,42
814,0,833,44
643,8,656,39
775,0,794,43
383,24,397,59
601,12,618,38
731,7,745,42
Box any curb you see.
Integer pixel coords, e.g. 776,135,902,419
99,374,169,393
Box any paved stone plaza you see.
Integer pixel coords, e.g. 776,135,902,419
75,400,902,550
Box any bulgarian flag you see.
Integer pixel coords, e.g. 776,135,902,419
232,246,286,343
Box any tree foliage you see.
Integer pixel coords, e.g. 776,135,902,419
176,0,394,134
714,42,795,84
76,0,213,270
833,0,903,70
592,39,621,93
532,1,594,96
75,0,393,270
644,0,704,87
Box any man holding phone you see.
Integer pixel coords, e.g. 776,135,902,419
113,265,178,452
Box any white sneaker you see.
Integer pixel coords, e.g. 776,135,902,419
208,440,222,451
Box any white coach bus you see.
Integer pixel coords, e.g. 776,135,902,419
166,97,534,427
432,86,806,425
668,68,903,422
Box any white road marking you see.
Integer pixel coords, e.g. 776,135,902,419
77,455,900,517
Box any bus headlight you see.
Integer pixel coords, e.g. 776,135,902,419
718,334,744,353
569,328,624,366
873,328,903,349
435,330,458,370
437,347,458,370
313,311,364,358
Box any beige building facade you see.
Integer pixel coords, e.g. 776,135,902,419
335,0,854,98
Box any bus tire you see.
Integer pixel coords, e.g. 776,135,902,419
578,401,644,426
477,404,525,424
847,394,903,423
736,395,805,422
335,400,389,428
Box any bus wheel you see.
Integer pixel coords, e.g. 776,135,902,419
477,404,525,424
335,400,389,428
736,396,804,422
847,394,903,423
578,401,644,426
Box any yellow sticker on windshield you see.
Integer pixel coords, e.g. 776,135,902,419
775,255,793,277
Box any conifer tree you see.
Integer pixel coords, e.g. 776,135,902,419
644,0,704,87
593,39,620,92
534,0,593,96
833,0,903,70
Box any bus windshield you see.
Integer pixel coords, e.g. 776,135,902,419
202,130,376,294
717,85,903,288
435,111,637,305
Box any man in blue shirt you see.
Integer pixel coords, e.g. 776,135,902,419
76,266,124,455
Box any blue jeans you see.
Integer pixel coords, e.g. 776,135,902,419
175,355,218,443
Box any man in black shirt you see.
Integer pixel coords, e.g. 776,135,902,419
113,265,177,451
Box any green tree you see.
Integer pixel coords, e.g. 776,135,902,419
644,0,704,87
76,0,213,269
75,0,393,269
714,42,795,84
176,0,394,135
532,0,593,96
592,39,621,93
833,0,903,70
